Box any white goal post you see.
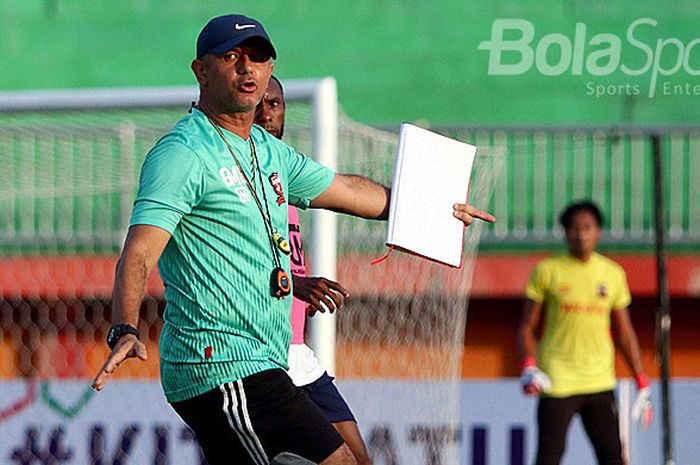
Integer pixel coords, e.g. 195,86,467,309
0,78,339,373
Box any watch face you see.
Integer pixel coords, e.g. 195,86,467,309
107,324,138,349
107,326,120,348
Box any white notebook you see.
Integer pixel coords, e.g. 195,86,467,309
386,123,477,267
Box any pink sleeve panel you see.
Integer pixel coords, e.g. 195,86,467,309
288,206,307,344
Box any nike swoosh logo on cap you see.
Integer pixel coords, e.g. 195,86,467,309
235,23,256,30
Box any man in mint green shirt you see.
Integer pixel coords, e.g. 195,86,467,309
129,103,334,404
92,13,494,465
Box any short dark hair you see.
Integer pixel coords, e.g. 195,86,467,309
559,200,604,229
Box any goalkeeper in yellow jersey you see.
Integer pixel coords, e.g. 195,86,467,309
518,200,652,465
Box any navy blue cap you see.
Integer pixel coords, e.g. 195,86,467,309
196,14,276,59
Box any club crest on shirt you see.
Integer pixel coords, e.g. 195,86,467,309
558,284,570,295
597,283,608,298
268,173,286,206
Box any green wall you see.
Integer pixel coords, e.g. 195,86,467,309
1,1,699,125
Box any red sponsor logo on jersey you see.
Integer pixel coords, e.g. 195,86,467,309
562,302,606,314
268,173,286,206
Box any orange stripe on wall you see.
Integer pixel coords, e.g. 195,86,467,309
0,255,164,299
4,253,693,299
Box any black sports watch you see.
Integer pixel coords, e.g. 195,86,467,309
106,324,140,349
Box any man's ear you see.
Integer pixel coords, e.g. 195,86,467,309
191,59,207,86
261,61,274,89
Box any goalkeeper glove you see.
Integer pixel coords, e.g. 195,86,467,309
631,373,653,432
520,356,552,396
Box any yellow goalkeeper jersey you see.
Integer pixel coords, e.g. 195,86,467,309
526,252,632,397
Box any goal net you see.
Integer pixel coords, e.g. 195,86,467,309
0,81,503,465
328,117,504,465
275,104,504,464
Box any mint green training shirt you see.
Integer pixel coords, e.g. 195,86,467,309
129,108,334,402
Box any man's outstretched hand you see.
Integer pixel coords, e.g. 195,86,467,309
92,335,147,391
292,275,350,317
453,203,496,226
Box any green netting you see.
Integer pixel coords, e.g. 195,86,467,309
1,103,699,256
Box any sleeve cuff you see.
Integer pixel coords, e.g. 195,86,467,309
130,200,184,234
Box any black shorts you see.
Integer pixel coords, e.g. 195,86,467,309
170,369,344,465
536,390,623,465
302,372,356,423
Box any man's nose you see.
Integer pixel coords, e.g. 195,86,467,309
258,107,272,121
236,53,253,72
